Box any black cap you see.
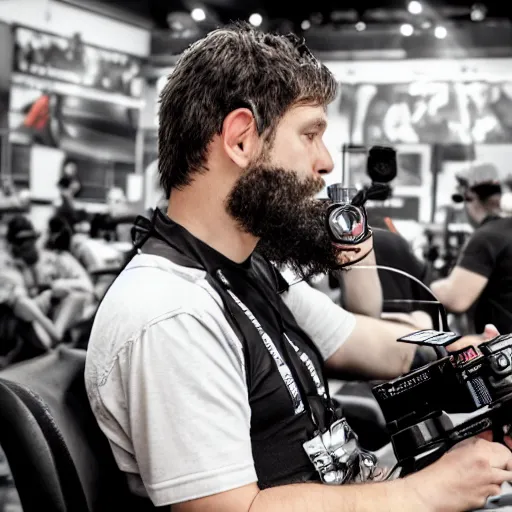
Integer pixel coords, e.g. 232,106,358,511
453,162,502,203
6,215,39,245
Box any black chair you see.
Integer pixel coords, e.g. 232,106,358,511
0,346,159,512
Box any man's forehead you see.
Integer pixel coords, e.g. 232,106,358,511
284,104,328,126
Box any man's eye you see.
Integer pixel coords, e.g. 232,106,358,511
305,133,317,141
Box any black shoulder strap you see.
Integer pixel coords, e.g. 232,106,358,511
251,253,290,294
141,236,202,269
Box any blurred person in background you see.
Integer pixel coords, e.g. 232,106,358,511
86,24,512,512
54,158,89,233
106,186,134,243
431,162,512,334
46,214,74,253
60,158,81,194
0,175,30,213
0,215,94,346
368,214,432,304
501,175,512,216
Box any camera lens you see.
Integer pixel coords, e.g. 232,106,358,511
329,206,365,243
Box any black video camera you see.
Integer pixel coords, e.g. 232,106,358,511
372,331,512,476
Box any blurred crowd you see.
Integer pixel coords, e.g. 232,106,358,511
0,160,137,370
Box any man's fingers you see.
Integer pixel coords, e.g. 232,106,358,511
447,324,500,352
484,440,512,465
484,324,500,340
490,468,512,485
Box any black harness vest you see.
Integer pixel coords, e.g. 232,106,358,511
131,209,339,488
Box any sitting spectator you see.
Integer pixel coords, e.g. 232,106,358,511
46,214,73,252
0,215,94,350
0,271,54,367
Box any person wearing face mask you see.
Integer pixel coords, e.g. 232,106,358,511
85,24,512,512
431,162,512,334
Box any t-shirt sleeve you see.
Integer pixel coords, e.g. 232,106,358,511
457,228,503,278
280,273,356,361
97,311,256,506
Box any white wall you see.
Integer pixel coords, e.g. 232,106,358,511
0,0,150,57
325,58,512,84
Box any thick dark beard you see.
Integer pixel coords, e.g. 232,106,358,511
226,165,345,280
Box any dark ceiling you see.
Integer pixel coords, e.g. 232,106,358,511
65,0,512,29
59,0,512,62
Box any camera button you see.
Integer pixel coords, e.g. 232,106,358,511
496,353,509,370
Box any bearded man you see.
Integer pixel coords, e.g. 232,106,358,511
85,23,512,512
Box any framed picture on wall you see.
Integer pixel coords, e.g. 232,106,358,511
8,80,140,203
12,25,143,98
342,81,512,147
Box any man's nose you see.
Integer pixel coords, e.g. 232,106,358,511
315,144,334,176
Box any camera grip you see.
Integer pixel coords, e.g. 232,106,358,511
397,415,495,477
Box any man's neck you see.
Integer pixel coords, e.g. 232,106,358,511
167,175,258,264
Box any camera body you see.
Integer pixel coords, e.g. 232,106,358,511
372,333,512,475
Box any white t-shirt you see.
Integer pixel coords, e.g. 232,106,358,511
85,253,356,506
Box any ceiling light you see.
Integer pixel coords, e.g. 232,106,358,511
249,13,263,27
191,8,206,21
355,21,366,31
301,20,311,30
470,3,487,21
434,25,447,38
408,1,423,15
400,23,414,36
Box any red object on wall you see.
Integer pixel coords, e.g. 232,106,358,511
23,94,50,131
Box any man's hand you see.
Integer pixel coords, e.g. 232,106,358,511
447,323,500,353
477,430,512,452
406,436,512,512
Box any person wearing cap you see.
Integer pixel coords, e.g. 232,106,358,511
431,162,512,334
0,215,94,345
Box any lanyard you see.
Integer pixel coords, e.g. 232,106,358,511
223,284,305,415
284,334,326,397
217,268,332,429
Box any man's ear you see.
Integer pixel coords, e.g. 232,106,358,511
222,108,260,169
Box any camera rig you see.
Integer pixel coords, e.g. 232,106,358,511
372,331,512,477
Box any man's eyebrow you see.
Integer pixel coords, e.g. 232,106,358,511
301,118,328,131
